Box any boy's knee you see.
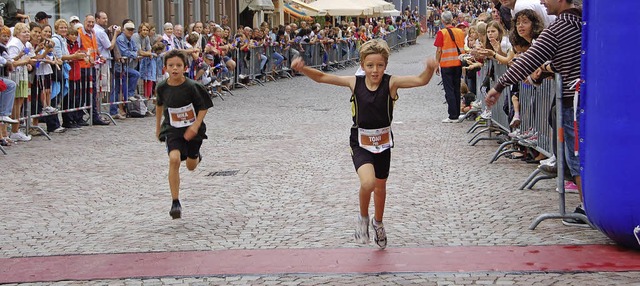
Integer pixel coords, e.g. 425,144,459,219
168,152,181,166
360,180,376,192
186,160,197,171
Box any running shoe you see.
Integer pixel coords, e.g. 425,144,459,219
354,215,369,244
169,200,182,219
371,219,387,249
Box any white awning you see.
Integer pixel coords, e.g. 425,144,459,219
287,0,327,16
248,0,275,11
308,0,373,16
380,9,401,16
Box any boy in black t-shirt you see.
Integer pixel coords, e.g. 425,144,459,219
155,50,214,219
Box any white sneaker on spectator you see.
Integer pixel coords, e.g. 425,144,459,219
128,96,138,102
540,155,556,167
442,118,461,123
0,116,18,124
42,106,58,114
52,127,66,133
480,110,492,119
10,131,31,142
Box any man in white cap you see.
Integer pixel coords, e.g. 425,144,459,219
113,21,140,116
69,15,81,29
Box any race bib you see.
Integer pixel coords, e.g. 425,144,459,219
168,103,196,128
358,126,393,154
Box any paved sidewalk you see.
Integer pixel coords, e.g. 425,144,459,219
1,35,638,285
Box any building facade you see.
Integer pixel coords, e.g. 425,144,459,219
16,0,276,33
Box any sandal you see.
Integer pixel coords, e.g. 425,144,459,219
0,138,11,147
507,152,524,159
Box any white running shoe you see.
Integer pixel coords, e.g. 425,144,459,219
354,215,370,244
371,219,387,249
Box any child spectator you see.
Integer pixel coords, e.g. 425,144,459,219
65,27,83,125
460,81,476,113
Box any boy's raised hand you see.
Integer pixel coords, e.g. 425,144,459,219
291,57,305,72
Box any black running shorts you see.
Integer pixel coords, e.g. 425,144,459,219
165,135,202,161
350,144,391,179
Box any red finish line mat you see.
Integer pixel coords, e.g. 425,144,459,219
1,244,639,283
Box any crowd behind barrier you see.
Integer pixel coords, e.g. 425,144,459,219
464,59,586,227
469,59,556,181
0,17,418,155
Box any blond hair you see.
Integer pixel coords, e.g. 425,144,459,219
54,19,69,32
13,23,28,37
359,39,390,64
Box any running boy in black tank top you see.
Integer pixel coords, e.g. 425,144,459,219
291,39,438,249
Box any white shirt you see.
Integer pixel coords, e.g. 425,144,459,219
6,37,33,81
94,24,112,60
512,0,557,28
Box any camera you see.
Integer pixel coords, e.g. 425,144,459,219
112,25,119,31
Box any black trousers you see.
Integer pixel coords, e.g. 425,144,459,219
442,66,462,120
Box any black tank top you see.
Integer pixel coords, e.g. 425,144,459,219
351,74,394,129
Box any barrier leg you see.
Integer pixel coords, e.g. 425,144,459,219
525,174,555,190
529,74,592,230
489,141,517,163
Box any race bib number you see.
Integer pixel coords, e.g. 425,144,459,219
168,103,196,128
358,126,393,153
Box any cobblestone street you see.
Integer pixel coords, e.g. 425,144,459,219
1,36,638,285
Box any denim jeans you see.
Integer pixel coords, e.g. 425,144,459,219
272,52,284,67
0,77,16,116
441,66,462,120
110,67,141,115
563,106,581,177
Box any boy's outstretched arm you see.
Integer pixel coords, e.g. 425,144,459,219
391,57,439,89
291,57,353,88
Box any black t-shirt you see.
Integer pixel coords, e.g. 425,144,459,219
156,78,214,141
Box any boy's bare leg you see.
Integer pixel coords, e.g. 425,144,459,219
168,150,181,200
357,164,376,217
185,154,200,171
354,164,376,243
373,179,387,222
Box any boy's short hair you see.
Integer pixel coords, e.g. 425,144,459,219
67,28,78,36
359,39,390,64
164,49,188,66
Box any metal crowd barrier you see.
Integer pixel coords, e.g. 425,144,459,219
467,59,570,192
468,60,510,146
463,63,589,229
1,31,418,155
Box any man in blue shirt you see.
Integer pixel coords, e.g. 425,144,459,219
113,21,140,116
